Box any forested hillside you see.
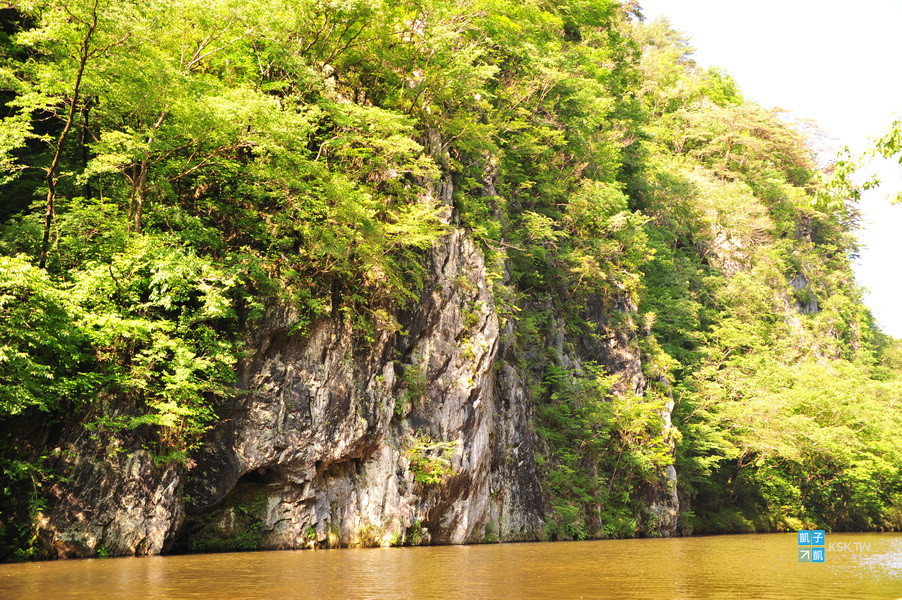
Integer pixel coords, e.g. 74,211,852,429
1,0,900,559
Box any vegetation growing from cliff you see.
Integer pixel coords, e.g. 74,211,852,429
0,0,900,557
536,363,675,539
408,436,458,487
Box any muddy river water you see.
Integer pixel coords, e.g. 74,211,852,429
1,532,901,599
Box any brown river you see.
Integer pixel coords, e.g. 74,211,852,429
1,533,900,599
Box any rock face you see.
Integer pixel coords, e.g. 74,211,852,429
789,273,819,314
37,449,183,558
33,222,678,556
179,227,545,549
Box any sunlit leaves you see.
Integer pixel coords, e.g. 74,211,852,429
68,235,240,450
537,362,674,539
0,256,90,414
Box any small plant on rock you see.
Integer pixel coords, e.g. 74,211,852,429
407,435,459,487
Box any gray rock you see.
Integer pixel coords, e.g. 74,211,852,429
34,224,678,556
181,227,545,549
38,449,183,557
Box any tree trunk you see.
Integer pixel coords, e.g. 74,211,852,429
80,98,94,199
133,158,148,233
128,111,166,233
39,0,99,270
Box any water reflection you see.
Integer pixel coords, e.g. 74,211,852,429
1,533,900,599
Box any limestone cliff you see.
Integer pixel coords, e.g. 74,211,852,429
32,223,677,557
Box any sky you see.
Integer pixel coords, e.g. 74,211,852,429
637,0,902,338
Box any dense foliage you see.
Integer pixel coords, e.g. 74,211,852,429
0,0,899,556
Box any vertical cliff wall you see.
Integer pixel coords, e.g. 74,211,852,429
31,218,677,556
180,226,547,549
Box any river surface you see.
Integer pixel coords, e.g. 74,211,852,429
1,533,901,599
